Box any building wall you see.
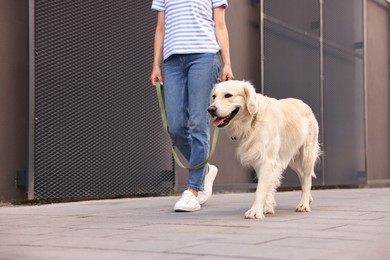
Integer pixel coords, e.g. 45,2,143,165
0,0,389,202
366,0,390,181
0,0,28,202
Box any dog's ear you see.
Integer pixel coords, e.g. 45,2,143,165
243,82,258,115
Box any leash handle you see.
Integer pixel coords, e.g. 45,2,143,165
156,81,219,170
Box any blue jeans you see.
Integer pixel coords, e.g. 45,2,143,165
164,53,220,191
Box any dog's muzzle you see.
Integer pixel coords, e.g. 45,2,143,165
208,105,239,128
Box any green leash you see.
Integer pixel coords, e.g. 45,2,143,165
155,81,219,170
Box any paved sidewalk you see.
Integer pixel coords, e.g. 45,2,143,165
1,188,390,260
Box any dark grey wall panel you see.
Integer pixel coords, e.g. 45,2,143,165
323,0,366,185
263,0,323,186
262,0,366,186
29,0,174,199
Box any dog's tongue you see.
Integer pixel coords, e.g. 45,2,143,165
212,118,225,127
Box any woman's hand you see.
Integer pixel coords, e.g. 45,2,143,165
220,64,234,82
150,65,163,87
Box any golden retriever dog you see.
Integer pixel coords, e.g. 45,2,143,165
208,80,320,219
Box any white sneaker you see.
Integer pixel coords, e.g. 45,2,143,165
198,164,218,205
174,190,201,212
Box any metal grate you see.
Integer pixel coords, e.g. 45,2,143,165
30,0,174,199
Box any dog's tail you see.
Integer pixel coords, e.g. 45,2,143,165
303,118,321,178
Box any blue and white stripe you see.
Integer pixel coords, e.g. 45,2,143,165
151,0,228,60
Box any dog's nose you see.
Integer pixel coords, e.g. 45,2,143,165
208,105,217,116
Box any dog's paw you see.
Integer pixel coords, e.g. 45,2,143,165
296,203,311,212
245,208,265,219
263,204,275,214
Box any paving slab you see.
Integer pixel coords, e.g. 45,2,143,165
1,188,390,260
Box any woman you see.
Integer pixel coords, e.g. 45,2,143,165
150,0,234,212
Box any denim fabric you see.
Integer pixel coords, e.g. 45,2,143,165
164,53,220,191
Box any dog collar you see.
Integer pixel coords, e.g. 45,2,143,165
231,112,258,141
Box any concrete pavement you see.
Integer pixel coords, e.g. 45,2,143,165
1,188,390,260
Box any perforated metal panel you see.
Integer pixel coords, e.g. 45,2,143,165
29,0,174,199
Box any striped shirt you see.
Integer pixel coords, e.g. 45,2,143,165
151,0,228,60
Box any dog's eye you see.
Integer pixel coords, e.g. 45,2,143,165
224,93,233,98
212,95,216,100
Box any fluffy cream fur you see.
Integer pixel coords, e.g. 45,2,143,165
209,80,320,219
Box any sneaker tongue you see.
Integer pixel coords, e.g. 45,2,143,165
184,190,196,198
212,118,225,127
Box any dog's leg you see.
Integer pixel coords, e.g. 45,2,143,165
296,170,313,212
245,163,282,219
294,136,319,212
264,190,276,214
291,155,315,212
295,119,319,212
245,179,267,219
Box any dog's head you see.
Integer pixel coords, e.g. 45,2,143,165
208,80,258,128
